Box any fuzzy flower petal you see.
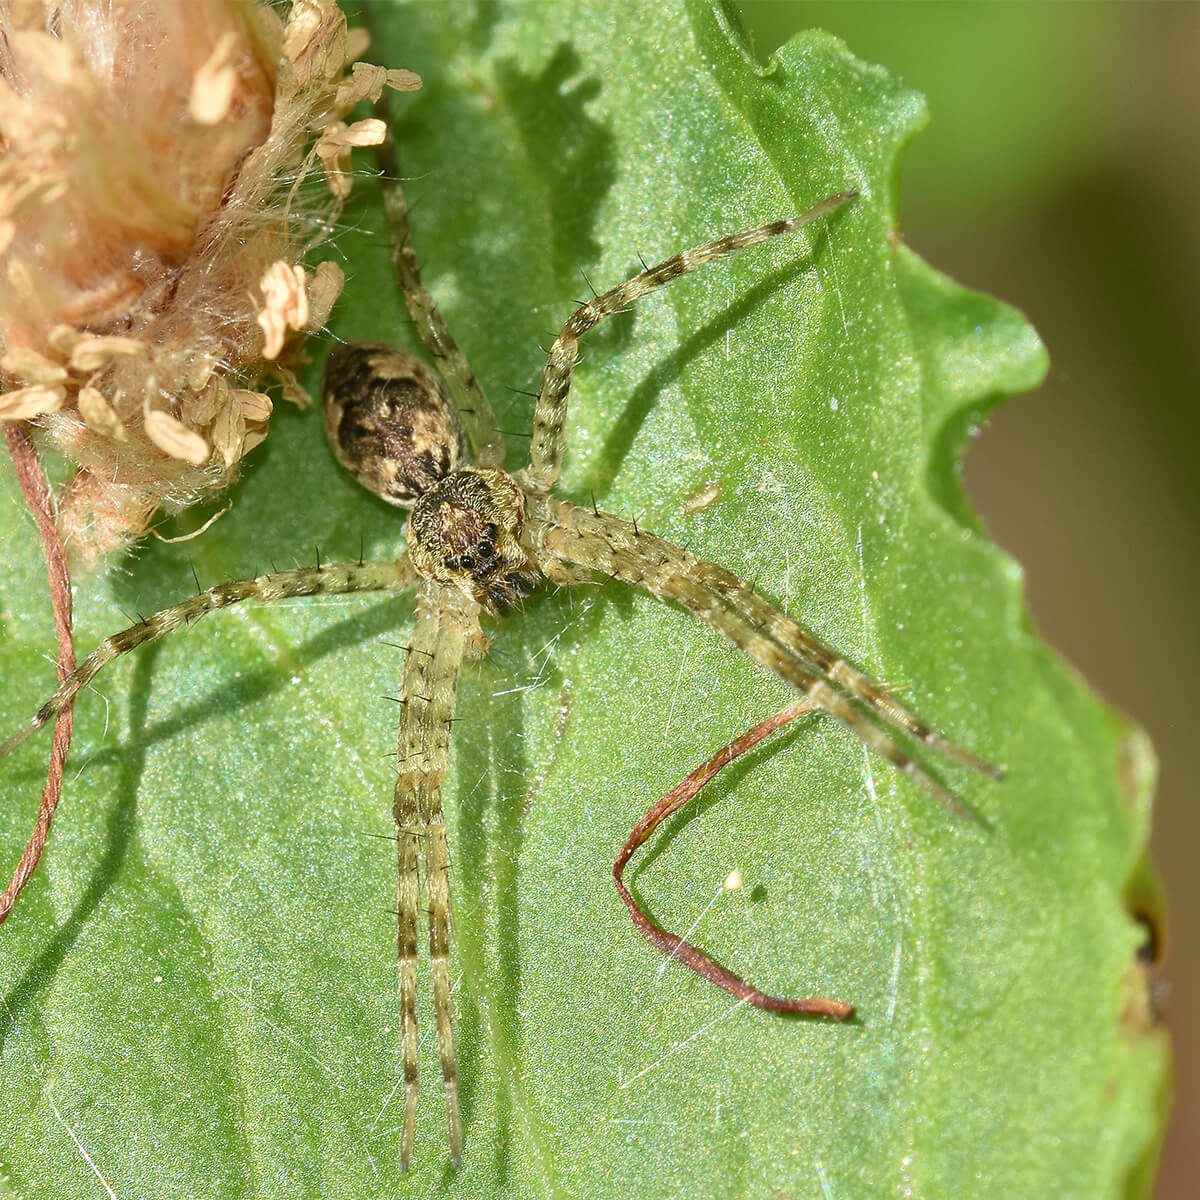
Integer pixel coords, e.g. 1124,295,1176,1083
257,262,309,360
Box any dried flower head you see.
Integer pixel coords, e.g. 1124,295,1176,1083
0,0,419,562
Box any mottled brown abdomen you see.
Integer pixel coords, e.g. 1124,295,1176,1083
322,343,467,506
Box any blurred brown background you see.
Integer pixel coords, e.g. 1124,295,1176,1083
739,3,1196,1195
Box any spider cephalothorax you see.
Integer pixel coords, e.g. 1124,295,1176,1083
406,468,539,611
0,113,1000,1173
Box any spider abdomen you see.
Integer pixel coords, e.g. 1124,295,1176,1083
322,342,467,506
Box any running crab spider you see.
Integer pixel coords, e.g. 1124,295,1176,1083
0,127,1002,1166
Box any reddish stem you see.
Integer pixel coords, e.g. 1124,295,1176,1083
614,698,854,1019
1,423,75,923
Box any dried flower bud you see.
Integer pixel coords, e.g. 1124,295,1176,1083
0,0,420,564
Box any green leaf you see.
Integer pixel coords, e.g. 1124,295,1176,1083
0,2,1166,1196
740,0,1126,221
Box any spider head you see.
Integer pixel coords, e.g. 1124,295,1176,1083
322,343,467,506
407,468,541,612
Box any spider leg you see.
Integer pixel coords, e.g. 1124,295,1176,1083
370,111,505,470
530,497,984,818
393,578,474,1168
521,189,857,492
614,698,853,1018
695,556,1001,777
0,556,415,924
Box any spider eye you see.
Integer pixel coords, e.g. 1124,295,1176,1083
322,342,467,506
408,468,540,612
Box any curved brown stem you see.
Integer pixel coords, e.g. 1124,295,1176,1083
1,423,75,924
613,699,854,1019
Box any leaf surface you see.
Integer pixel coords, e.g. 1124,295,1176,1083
0,2,1166,1197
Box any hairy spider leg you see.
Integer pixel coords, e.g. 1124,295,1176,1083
530,496,979,818
393,578,477,1167
710,577,1002,778
500,181,997,775
0,558,414,923
522,189,859,492
613,697,854,1018
372,115,505,470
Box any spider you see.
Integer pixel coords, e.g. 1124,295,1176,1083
0,124,1000,1169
